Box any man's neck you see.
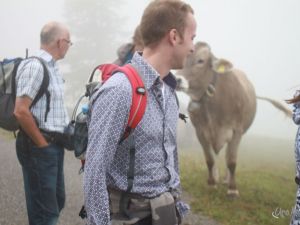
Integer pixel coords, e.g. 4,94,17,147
41,45,58,61
142,46,171,79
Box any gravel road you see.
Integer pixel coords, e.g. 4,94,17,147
0,135,220,225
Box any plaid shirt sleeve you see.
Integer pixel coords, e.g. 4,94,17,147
16,59,44,100
84,74,131,225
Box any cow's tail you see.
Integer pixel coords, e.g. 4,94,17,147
256,96,292,118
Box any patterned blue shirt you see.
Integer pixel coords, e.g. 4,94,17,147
293,99,300,178
15,49,69,133
84,52,185,224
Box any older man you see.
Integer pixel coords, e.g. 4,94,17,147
14,21,72,225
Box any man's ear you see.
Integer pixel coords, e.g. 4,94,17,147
212,58,233,74
169,29,178,46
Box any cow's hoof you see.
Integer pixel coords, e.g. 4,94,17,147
227,189,239,199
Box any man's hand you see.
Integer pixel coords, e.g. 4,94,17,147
14,96,48,147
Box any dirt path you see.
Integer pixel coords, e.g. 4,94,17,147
0,135,220,225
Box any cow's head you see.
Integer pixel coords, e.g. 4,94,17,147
178,42,233,92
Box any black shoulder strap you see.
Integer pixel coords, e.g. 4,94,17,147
27,56,51,122
119,134,136,219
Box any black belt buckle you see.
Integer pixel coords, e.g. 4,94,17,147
295,176,300,185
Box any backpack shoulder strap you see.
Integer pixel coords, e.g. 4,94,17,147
27,56,51,122
117,64,147,141
116,64,147,207
89,63,147,141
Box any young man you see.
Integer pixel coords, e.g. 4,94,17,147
14,21,72,225
84,1,197,224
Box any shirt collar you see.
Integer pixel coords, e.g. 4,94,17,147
131,52,177,91
163,72,177,90
36,49,55,65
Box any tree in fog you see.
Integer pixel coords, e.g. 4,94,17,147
62,0,129,105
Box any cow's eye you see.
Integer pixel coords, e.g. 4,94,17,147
197,59,204,64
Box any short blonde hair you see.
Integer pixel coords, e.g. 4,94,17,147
140,0,194,47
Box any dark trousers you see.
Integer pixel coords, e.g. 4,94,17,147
16,131,65,225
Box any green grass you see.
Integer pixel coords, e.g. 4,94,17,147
179,135,297,225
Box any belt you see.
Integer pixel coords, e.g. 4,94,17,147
40,130,65,144
18,129,68,149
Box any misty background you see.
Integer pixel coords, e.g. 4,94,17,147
1,0,300,141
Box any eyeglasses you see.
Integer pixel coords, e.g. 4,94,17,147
62,38,73,46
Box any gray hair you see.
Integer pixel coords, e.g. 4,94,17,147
40,22,66,45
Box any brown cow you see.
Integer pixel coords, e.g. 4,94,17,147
177,42,291,197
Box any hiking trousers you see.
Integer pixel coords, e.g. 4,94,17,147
16,131,65,225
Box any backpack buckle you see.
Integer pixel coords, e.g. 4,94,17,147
136,87,146,95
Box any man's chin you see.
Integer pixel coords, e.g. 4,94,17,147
172,64,184,70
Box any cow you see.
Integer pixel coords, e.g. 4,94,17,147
176,42,291,198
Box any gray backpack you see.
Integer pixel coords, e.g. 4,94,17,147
0,56,50,131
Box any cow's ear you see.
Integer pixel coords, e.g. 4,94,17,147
212,58,233,74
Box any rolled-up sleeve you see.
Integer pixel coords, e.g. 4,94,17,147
83,73,131,225
16,59,44,100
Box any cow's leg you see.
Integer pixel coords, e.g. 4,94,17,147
212,160,220,184
225,131,242,198
223,168,230,185
196,131,217,187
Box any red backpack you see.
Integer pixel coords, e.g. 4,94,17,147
95,64,147,141
70,63,147,219
68,63,147,164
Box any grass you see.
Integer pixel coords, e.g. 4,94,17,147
179,134,297,225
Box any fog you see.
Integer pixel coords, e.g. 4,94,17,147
1,0,300,140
